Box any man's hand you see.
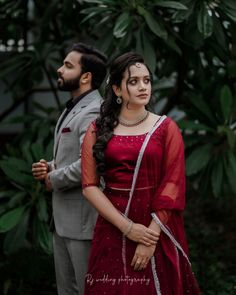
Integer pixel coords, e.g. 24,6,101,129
32,159,48,180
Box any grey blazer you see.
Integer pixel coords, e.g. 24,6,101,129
48,90,101,240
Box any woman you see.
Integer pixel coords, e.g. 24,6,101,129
81,52,200,294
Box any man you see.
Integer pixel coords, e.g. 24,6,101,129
32,43,107,295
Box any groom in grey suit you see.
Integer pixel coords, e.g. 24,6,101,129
32,43,107,295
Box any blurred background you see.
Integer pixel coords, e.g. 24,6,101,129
0,0,236,294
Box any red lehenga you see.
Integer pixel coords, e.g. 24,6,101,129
81,116,201,295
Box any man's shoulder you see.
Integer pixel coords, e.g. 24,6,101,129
86,89,102,100
84,90,102,108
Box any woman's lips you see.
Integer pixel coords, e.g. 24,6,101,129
137,94,148,98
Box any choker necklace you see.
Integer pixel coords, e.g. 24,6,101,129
119,111,149,127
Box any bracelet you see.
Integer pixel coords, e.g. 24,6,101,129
123,220,133,236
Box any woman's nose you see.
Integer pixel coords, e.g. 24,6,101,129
139,81,146,90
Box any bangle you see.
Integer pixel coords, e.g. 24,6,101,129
123,220,133,236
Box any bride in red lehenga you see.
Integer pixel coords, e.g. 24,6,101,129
81,52,201,294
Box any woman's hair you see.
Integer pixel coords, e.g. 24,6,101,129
93,52,152,175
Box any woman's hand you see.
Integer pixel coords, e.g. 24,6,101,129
126,223,160,246
131,243,157,271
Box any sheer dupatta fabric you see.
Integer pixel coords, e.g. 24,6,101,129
135,117,200,294
81,122,100,189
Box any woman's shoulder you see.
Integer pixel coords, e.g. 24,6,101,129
149,113,172,127
150,113,181,137
86,120,98,134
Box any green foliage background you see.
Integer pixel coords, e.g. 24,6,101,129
0,0,236,294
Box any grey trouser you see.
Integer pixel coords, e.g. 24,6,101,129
53,232,91,295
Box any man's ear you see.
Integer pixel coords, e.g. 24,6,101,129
112,85,121,97
80,72,92,84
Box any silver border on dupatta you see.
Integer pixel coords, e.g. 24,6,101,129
121,116,167,279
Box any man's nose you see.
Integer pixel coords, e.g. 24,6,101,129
57,66,63,75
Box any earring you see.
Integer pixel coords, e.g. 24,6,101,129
116,96,122,104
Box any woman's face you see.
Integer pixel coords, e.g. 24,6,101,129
114,63,152,109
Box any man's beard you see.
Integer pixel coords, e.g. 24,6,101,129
57,76,81,91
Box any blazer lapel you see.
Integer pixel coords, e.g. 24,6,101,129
53,109,67,156
53,90,100,158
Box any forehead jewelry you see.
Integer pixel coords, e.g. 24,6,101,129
135,62,141,68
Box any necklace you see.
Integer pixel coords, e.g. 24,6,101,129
119,111,149,127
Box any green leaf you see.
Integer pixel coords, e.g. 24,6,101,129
31,143,45,161
222,0,236,10
0,205,7,216
0,53,32,79
226,129,236,150
135,29,143,54
184,20,204,49
197,3,213,39
34,219,52,254
164,35,182,55
113,12,131,38
21,141,33,165
40,0,59,27
80,6,110,23
80,7,109,15
178,119,214,132
211,158,224,197
45,140,53,160
225,150,236,193
7,157,30,172
227,61,236,78
187,95,217,125
0,206,26,233
213,16,227,51
36,196,48,222
183,135,200,149
0,160,33,187
154,1,188,10
3,209,29,255
8,192,26,209
82,0,115,4
0,191,16,199
172,1,193,23
221,2,236,22
37,123,51,141
220,85,233,123
186,144,212,176
137,6,167,40
141,31,157,73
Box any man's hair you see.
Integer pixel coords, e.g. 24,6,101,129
67,43,107,89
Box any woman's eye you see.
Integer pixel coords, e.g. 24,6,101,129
129,80,137,85
144,78,150,84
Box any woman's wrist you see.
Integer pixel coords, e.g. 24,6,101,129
117,213,133,235
149,219,161,235
123,220,133,236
